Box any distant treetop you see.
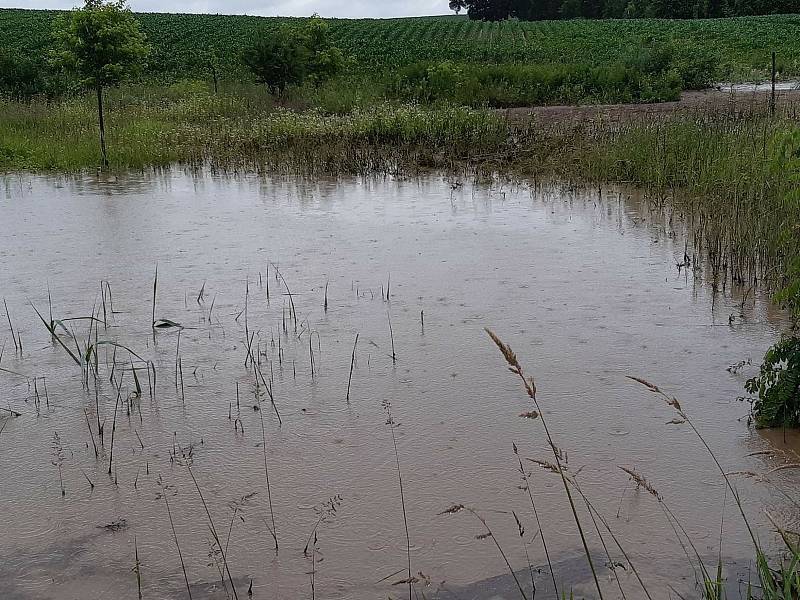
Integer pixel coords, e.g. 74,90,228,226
450,0,800,19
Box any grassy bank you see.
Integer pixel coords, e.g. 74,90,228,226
0,91,509,171
2,87,798,302
1,9,798,81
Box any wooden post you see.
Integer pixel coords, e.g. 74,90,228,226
770,51,776,116
96,85,109,167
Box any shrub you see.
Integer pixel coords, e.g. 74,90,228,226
745,336,800,428
243,17,346,94
300,15,346,85
0,48,42,99
243,29,309,94
389,60,681,107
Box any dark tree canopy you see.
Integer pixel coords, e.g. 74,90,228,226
243,16,345,93
0,48,41,99
243,30,309,93
452,0,800,19
52,0,149,88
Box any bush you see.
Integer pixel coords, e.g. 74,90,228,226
243,16,346,95
243,29,308,94
389,60,681,108
300,15,346,85
168,78,211,95
0,48,42,99
745,336,800,428
673,51,720,89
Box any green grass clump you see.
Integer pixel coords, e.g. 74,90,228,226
390,60,683,107
0,90,508,172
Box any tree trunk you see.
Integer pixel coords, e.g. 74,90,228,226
96,85,108,168
212,66,218,94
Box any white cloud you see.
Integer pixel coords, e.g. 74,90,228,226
0,0,454,18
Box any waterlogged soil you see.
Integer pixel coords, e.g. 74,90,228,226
0,171,797,600
501,87,800,126
717,80,800,92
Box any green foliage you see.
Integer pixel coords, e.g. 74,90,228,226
454,0,800,20
754,540,800,599
51,0,150,89
243,28,309,93
1,9,798,82
745,337,800,428
743,129,800,431
0,48,41,99
0,91,509,171
243,16,345,93
298,15,346,84
390,60,682,107
771,129,800,321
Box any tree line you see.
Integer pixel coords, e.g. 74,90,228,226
449,0,800,19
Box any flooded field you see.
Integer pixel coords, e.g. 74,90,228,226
0,170,797,600
717,80,800,92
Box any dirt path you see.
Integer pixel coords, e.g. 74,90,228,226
498,88,800,125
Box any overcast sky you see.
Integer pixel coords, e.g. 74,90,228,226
0,0,453,18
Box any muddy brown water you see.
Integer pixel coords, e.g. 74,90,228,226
0,170,797,600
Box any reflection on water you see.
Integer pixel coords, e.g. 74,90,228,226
0,169,796,600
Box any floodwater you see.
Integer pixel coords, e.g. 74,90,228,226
716,80,800,92
0,170,797,600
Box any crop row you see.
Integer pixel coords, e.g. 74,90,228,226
1,9,798,79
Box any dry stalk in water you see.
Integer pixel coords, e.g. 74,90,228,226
255,389,279,554
384,400,411,600
159,476,193,600
439,504,529,600
486,328,604,600
513,441,558,596
346,333,359,402
184,460,240,600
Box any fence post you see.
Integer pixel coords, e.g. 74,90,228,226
770,51,776,116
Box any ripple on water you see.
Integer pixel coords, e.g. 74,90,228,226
0,172,793,600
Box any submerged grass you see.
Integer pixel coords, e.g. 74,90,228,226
1,237,798,597
487,331,800,600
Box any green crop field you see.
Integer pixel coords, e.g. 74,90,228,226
1,8,799,80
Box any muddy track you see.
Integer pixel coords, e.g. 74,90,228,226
497,88,800,125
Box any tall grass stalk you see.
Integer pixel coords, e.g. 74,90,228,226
469,507,529,600
486,329,605,600
383,400,412,600
185,462,241,600
626,376,777,594
513,442,558,597
159,476,193,600
255,389,279,554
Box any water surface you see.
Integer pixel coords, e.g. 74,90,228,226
0,170,796,600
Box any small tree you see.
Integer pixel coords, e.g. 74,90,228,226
196,48,221,93
242,28,308,94
300,16,345,85
52,0,149,166
243,17,345,94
